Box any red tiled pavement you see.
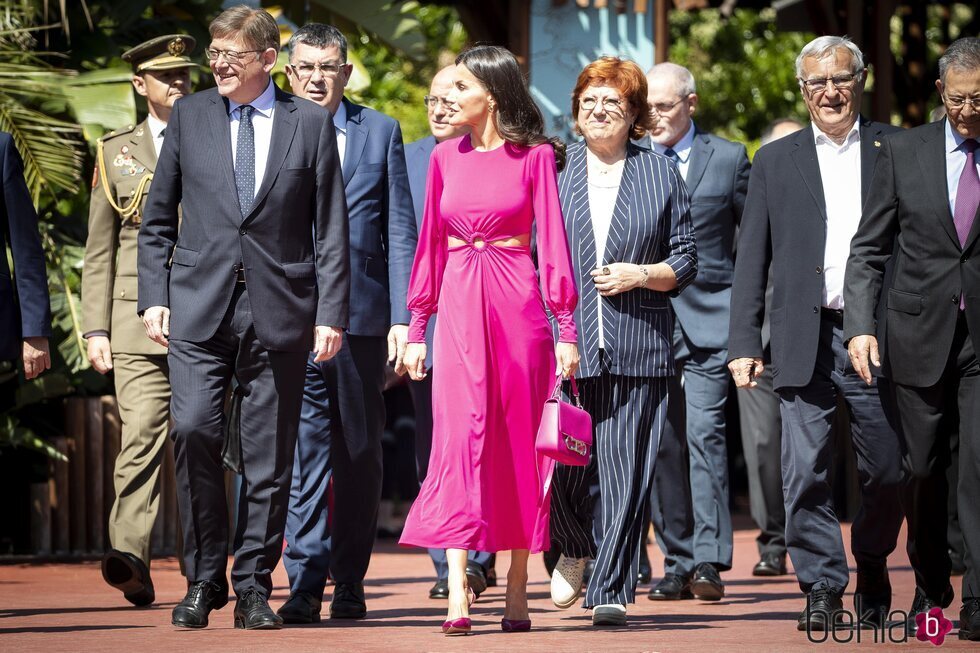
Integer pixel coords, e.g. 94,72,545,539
0,524,974,652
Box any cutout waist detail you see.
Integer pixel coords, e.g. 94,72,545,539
448,232,530,250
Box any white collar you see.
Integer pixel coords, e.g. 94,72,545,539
652,121,696,161
147,114,167,139
333,100,348,134
227,78,276,118
812,121,860,147
945,117,969,154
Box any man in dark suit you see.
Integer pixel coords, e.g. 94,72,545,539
404,64,495,601
138,6,349,630
0,132,51,380
642,62,750,602
729,36,903,632
276,23,417,623
845,37,980,640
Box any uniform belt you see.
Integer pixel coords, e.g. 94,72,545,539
234,263,246,284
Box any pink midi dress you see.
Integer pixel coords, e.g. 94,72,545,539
400,136,578,553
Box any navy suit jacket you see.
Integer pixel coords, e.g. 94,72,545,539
139,84,351,352
729,117,901,390
558,141,697,379
0,132,51,360
658,130,749,351
404,134,436,367
340,99,417,336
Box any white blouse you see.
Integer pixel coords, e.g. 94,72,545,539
587,155,624,349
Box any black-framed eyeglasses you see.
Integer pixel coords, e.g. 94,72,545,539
423,95,452,109
205,47,264,64
580,96,624,113
289,62,345,80
799,72,863,93
943,93,980,111
650,99,684,114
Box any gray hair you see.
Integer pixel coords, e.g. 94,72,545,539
287,23,347,63
939,37,980,85
795,35,865,79
646,62,696,97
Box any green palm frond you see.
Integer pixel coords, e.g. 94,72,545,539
0,98,84,201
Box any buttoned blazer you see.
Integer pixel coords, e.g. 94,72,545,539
340,98,417,336
0,131,51,360
557,141,697,379
138,85,350,352
405,134,436,367
668,130,750,350
729,117,901,390
845,119,980,387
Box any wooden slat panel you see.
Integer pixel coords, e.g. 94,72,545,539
52,436,70,553
66,399,87,553
86,397,105,552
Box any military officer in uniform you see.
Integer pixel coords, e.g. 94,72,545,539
81,34,195,606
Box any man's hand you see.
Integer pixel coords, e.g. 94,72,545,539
387,324,409,375
729,357,764,388
848,334,880,386
142,306,170,347
22,337,51,380
313,325,343,362
87,335,113,374
403,343,427,381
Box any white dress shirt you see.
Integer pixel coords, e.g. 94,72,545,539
813,122,862,310
333,100,347,166
650,121,696,181
586,149,624,348
946,118,980,215
147,114,167,158
228,79,276,199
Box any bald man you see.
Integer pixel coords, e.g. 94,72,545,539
404,64,494,600
643,62,750,602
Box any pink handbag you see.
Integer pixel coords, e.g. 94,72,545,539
535,375,593,466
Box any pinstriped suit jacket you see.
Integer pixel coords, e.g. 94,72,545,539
557,141,697,379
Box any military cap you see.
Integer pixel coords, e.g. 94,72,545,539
122,34,197,73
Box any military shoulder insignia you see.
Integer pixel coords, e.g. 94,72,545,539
100,124,136,143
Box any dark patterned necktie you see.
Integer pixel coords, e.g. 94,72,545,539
235,104,255,216
665,147,680,163
955,139,978,309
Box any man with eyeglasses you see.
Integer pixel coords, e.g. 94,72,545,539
845,36,980,641
276,22,417,625
640,62,749,605
729,35,903,633
138,6,350,630
401,64,496,602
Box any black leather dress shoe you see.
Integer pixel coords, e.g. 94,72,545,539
235,589,282,630
638,559,652,585
960,599,980,641
648,573,693,601
277,590,322,624
429,579,449,599
854,565,891,629
752,552,787,577
907,585,954,635
797,587,844,631
691,563,725,601
101,549,155,607
172,580,229,628
465,561,488,598
330,582,367,619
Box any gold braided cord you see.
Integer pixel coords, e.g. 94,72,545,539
97,137,153,219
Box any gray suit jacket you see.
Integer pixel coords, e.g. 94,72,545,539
138,84,350,352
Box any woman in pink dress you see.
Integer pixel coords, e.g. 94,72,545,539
400,45,580,635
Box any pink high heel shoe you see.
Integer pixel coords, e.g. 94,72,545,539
500,618,532,632
442,617,472,635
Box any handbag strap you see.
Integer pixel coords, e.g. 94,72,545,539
552,374,583,408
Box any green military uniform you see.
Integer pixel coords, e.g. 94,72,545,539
81,34,195,569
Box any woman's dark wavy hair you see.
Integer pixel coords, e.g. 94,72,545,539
455,45,566,171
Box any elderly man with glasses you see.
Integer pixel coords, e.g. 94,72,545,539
729,35,904,633
276,22,417,625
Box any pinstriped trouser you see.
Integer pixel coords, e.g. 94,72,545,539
550,372,668,607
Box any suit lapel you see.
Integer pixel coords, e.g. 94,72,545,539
564,144,601,359
685,131,713,195
342,99,367,186
246,88,298,222
917,120,960,248
858,117,880,205
792,127,827,221
601,146,637,265
128,120,157,172
208,93,238,211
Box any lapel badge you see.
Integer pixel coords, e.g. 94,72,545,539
135,127,144,137
113,153,127,167
874,140,881,147
121,145,129,154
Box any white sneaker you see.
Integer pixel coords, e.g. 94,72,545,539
592,603,627,626
551,554,588,609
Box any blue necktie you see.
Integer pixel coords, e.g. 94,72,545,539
235,104,255,216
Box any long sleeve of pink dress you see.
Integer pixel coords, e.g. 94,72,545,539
400,137,578,552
